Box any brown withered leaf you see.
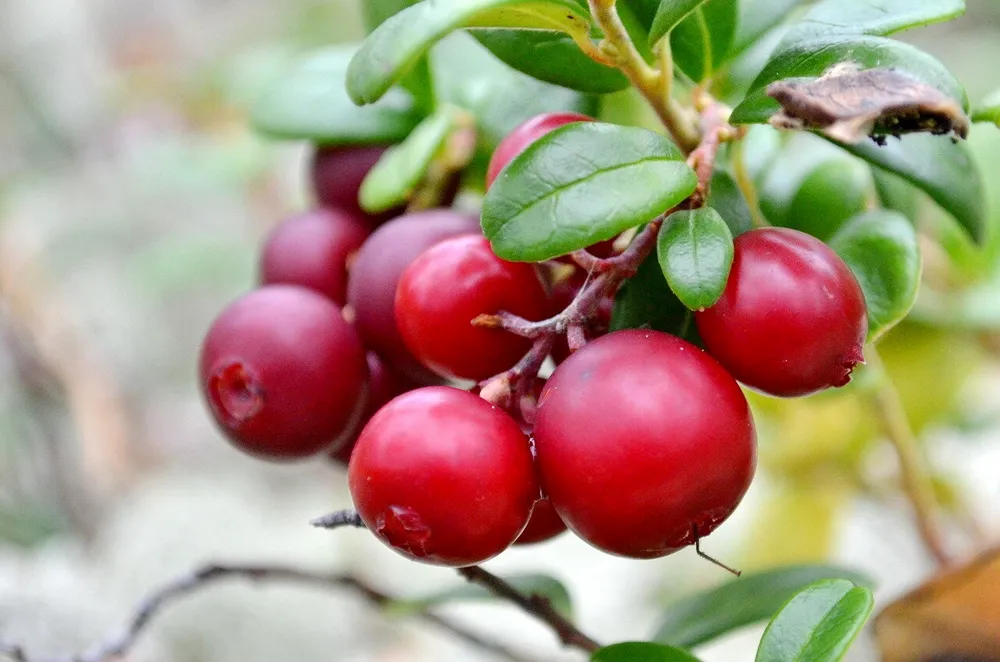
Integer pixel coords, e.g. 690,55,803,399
875,548,1000,662
766,63,970,145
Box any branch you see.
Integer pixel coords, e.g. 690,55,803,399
458,566,602,653
0,564,534,662
309,508,366,529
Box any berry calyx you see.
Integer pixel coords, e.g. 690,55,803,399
694,227,868,397
486,112,593,189
395,235,552,381
348,387,538,566
199,285,368,460
346,210,481,383
533,330,756,559
259,208,369,305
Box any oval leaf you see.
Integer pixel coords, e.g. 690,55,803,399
648,0,709,47
670,0,739,82
470,28,630,93
393,574,573,619
360,106,467,213
972,87,1000,128
785,0,966,42
482,122,698,261
347,0,592,105
733,0,808,54
829,210,921,341
363,0,419,32
707,171,754,236
657,208,734,311
593,642,704,662
654,565,874,649
838,133,986,244
250,46,421,144
755,579,875,662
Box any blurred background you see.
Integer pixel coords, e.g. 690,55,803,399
1,1,1000,661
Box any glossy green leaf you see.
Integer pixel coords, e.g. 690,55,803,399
648,0,708,47
363,0,419,32
784,0,966,42
653,565,873,649
394,574,573,618
670,0,739,82
470,29,629,93
592,642,704,662
755,579,874,662
730,36,967,125
250,46,421,144
972,88,1000,127
830,210,921,341
733,0,806,54
657,208,734,311
347,0,592,105
482,122,698,261
359,106,466,213
707,171,753,236
611,251,695,338
839,133,986,244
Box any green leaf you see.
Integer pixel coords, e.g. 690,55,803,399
653,565,873,649
707,171,753,236
359,106,467,213
363,0,420,32
839,133,986,244
784,0,966,42
872,169,920,220
481,122,698,261
829,210,921,341
733,0,807,54
347,0,592,105
670,0,739,82
648,0,709,47
394,574,573,618
730,36,967,125
755,579,874,662
972,88,1000,127
250,46,421,144
611,251,695,338
592,642,704,662
657,208,734,311
470,29,630,93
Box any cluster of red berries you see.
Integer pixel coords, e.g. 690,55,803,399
199,113,868,568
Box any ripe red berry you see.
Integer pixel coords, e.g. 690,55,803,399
514,498,567,546
310,145,398,225
329,352,418,465
259,208,369,305
694,227,867,397
533,330,756,559
395,235,552,381
486,112,593,189
349,387,538,566
199,285,368,460
346,210,481,383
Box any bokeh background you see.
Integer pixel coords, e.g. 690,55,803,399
2,1,1000,661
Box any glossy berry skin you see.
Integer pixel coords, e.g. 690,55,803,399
486,112,593,189
395,235,552,381
329,352,418,465
259,208,369,305
514,498,567,546
199,285,368,460
349,387,538,566
694,227,867,397
533,330,756,559
310,145,398,225
347,210,480,383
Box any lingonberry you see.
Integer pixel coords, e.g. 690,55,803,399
199,285,368,460
259,208,369,305
329,351,418,465
514,498,567,546
395,235,552,381
533,330,756,558
310,144,398,225
694,227,867,397
346,210,480,383
485,112,593,189
348,387,538,566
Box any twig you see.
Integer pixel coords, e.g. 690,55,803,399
867,348,953,567
458,566,602,653
309,509,366,529
730,138,768,229
0,565,533,662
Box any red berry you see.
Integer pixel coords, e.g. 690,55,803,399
259,208,369,305
199,286,368,460
395,235,552,381
310,145,399,225
349,387,538,566
329,352,418,465
533,330,756,559
694,227,867,397
346,210,481,383
486,112,593,189
514,498,567,546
